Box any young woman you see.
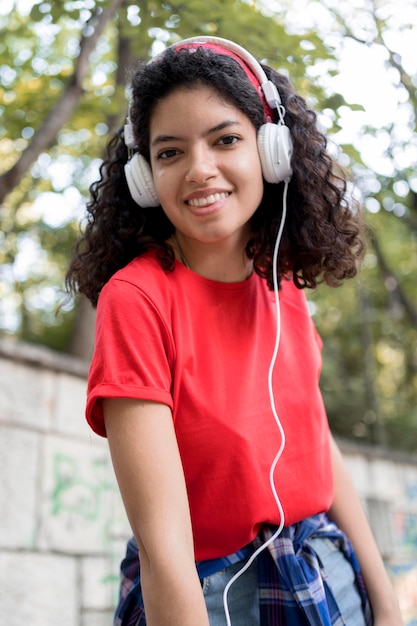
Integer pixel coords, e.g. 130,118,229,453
67,37,402,626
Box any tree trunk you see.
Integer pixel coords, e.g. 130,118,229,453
357,284,387,447
371,232,417,327
0,0,124,205
68,296,96,361
68,15,132,360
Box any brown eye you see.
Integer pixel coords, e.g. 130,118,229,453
217,135,239,146
158,148,180,159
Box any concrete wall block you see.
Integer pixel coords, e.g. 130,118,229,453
54,372,90,438
343,453,370,497
0,425,39,549
81,555,123,611
37,434,130,554
0,357,55,431
0,551,78,626
391,564,417,626
397,464,417,512
81,610,115,626
368,458,406,500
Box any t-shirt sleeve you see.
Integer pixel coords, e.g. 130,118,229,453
86,277,175,437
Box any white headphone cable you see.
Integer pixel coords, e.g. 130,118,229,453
223,180,289,626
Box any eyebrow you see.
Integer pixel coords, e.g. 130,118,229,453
150,120,241,148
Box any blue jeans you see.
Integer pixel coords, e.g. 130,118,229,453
201,538,367,626
307,537,367,626
201,556,260,626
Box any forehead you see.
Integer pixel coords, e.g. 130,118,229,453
149,84,249,132
153,83,234,110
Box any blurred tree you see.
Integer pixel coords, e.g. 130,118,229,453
0,0,345,353
1,0,415,450
289,0,417,451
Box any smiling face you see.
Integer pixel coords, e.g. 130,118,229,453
149,84,264,256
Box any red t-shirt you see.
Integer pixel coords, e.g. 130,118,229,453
87,253,333,560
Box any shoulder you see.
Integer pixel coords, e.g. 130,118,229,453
280,277,310,314
107,252,169,289
93,253,180,343
279,278,322,348
99,252,175,308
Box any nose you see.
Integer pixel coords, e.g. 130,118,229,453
185,144,218,184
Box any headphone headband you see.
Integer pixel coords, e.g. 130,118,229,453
169,37,274,96
155,36,283,123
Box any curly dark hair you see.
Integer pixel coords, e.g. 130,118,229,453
66,44,364,306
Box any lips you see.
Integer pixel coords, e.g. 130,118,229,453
186,192,230,208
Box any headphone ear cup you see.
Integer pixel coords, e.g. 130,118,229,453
257,123,293,184
124,153,160,208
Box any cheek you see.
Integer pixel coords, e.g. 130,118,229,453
253,178,265,212
241,141,263,176
242,151,264,199
151,168,172,203
151,170,184,223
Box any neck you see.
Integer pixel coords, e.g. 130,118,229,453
172,233,191,269
171,232,253,283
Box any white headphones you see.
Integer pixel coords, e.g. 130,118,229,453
123,36,293,208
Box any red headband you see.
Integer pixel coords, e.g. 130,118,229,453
174,40,275,123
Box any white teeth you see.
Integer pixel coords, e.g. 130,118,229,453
187,192,229,207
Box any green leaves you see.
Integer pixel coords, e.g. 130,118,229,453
1,0,416,450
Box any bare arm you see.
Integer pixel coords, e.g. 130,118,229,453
328,435,403,625
104,398,210,626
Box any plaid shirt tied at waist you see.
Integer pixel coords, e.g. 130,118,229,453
114,513,373,626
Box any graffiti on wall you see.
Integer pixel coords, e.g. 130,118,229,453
51,454,113,523
39,447,131,607
389,480,417,626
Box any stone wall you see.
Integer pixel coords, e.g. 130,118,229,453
0,338,130,626
342,441,417,624
0,337,416,625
